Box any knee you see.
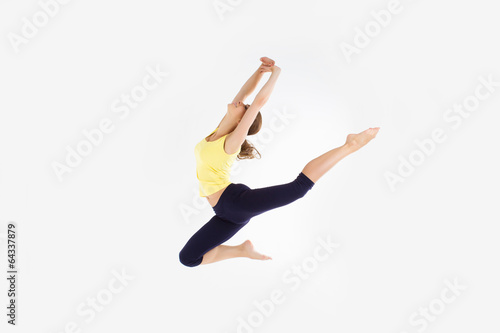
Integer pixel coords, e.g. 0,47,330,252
298,189,308,198
293,183,311,199
292,184,312,202
295,189,309,201
179,249,202,268
296,172,315,198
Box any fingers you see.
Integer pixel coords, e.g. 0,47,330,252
260,56,275,66
259,63,272,73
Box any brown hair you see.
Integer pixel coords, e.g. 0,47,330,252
236,105,262,160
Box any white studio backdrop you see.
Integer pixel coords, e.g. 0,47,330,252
1,0,499,332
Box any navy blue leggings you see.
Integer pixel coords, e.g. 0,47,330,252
179,172,315,267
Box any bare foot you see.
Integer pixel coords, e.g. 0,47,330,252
241,240,272,261
345,127,380,152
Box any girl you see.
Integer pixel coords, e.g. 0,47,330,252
179,57,379,267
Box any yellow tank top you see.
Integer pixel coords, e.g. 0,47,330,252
194,127,241,197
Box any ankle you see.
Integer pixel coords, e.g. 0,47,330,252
237,244,247,257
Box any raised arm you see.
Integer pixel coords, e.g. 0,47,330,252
226,66,281,153
231,57,275,104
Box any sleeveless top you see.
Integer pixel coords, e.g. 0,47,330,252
194,127,241,197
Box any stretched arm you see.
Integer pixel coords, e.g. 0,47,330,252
231,57,275,104
226,66,281,153
253,65,281,105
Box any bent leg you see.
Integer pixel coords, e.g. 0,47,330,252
179,215,248,267
201,240,272,265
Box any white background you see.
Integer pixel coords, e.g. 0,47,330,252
1,0,499,332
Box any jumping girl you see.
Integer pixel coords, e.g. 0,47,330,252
179,57,380,267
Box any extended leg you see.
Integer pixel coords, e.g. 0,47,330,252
302,127,380,183
230,128,380,220
229,172,316,220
